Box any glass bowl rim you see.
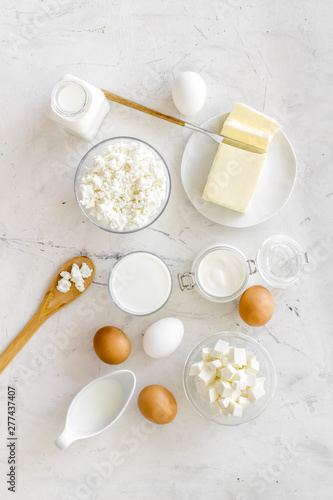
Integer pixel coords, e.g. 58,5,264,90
183,331,276,426
74,136,171,234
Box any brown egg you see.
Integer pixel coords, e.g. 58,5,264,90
138,385,177,424
239,285,274,327
93,326,131,364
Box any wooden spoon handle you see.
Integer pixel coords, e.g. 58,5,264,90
0,291,63,374
102,90,186,127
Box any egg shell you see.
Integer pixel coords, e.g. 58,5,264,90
137,385,177,424
143,317,184,358
239,286,274,327
93,326,131,364
172,71,206,116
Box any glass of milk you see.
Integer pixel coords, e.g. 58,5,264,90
109,251,173,316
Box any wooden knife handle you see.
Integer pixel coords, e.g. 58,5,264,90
102,90,185,127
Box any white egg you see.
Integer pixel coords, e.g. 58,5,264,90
172,72,206,116
143,317,184,359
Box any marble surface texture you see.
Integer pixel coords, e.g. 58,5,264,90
0,1,332,499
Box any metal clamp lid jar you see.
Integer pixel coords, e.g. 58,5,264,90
178,234,308,303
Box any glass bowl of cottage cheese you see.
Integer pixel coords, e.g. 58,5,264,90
183,332,276,426
74,137,171,233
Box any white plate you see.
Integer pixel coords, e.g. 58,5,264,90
181,113,297,228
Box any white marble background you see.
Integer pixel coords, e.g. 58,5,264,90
0,0,332,499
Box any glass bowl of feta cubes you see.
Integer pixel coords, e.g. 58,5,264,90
74,137,171,234
183,332,276,425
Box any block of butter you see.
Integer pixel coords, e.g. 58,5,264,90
202,142,266,213
221,103,280,152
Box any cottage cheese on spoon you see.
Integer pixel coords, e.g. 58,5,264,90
56,263,93,293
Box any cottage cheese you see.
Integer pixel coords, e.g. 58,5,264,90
79,142,168,231
56,263,93,293
70,263,85,292
57,277,71,293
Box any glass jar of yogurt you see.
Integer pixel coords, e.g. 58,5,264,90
178,234,308,303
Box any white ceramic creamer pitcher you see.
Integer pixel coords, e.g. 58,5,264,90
55,370,136,450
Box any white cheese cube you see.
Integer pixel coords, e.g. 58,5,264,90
218,397,231,409
217,380,233,397
231,369,246,382
221,356,229,367
245,371,257,388
228,399,243,417
210,340,229,358
230,390,241,402
203,383,219,403
232,379,248,391
189,361,205,376
195,377,206,394
220,364,237,381
197,365,216,386
221,407,230,416
256,377,266,386
208,359,222,370
247,383,265,402
238,396,252,409
210,400,222,416
201,347,211,362
229,347,247,367
216,366,222,378
246,351,254,362
247,356,260,374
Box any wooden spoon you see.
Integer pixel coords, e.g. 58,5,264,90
0,256,95,375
